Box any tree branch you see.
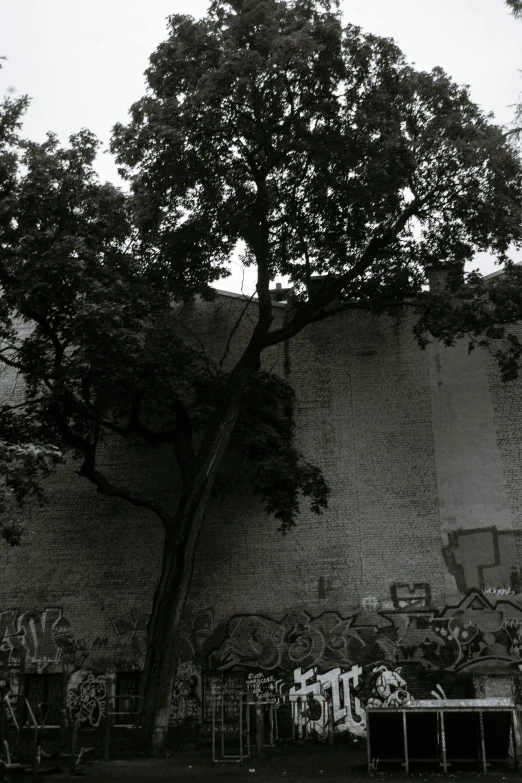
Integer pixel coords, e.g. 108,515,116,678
262,200,423,348
78,458,173,530
263,297,421,347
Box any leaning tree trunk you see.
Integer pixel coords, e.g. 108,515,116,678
139,354,260,754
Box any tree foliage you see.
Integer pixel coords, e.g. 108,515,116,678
0,128,327,535
0,70,63,544
112,0,522,308
506,0,522,18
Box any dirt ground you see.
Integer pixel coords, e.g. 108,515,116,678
40,744,521,783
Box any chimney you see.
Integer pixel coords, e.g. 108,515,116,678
425,265,449,294
269,282,293,303
425,262,464,294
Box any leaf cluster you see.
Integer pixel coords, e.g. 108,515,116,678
234,371,328,532
506,0,522,18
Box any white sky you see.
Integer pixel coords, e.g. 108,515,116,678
1,0,521,293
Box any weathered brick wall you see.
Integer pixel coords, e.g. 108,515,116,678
187,307,445,620
1,291,522,737
484,324,522,566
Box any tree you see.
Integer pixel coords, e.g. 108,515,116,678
506,0,522,18
2,0,522,754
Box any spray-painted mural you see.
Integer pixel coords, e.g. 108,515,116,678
169,662,201,728
390,583,431,610
0,608,69,664
167,610,216,728
443,528,520,594
246,673,284,702
66,669,106,727
194,588,522,738
290,664,366,738
210,611,365,670
366,665,412,707
111,614,148,671
4,581,522,739
210,590,522,675
287,663,450,739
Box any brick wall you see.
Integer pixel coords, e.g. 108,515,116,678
1,291,522,736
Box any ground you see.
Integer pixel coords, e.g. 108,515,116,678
38,744,521,783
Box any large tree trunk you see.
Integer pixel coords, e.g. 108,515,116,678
139,354,260,754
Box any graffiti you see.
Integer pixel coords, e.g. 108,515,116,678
443,527,519,593
210,589,522,682
0,649,17,704
111,655,141,672
0,608,67,664
66,669,106,727
484,588,515,597
61,638,90,669
290,664,366,738
211,611,364,671
390,583,431,610
179,609,214,663
246,673,284,702
52,617,74,649
93,637,108,648
366,665,412,707
361,597,379,611
169,662,201,727
112,614,148,668
287,663,450,739
391,591,522,672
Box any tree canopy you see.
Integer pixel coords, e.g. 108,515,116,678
112,0,522,314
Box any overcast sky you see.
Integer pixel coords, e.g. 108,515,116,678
1,0,521,292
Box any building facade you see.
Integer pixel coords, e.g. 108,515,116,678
1,289,522,737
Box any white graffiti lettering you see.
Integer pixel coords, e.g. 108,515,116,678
0,608,66,664
246,673,284,702
66,669,106,727
290,665,366,738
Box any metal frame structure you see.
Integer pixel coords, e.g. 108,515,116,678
211,691,250,764
106,693,143,728
103,693,143,762
211,690,281,764
367,699,520,774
